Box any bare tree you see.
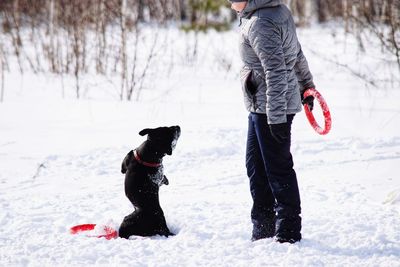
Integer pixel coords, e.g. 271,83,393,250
71,7,82,99
135,30,159,101
120,0,128,101
48,0,57,72
0,44,5,103
95,0,107,74
127,27,140,101
344,0,400,71
4,0,23,74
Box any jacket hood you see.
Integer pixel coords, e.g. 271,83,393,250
240,0,282,18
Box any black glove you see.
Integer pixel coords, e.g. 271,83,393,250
269,123,290,144
301,92,314,111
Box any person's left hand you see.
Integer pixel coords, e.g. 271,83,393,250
269,123,290,143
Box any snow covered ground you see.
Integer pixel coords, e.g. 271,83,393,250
1,25,400,266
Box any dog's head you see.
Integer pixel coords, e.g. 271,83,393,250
139,126,181,156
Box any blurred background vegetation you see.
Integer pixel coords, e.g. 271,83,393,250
0,0,398,101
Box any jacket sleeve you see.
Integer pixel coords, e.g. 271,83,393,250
248,19,288,124
294,43,315,94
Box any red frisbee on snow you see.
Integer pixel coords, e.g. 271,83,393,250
303,88,331,135
70,224,118,240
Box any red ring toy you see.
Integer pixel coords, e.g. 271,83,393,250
70,224,118,240
303,88,331,135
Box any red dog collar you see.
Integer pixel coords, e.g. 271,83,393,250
133,150,162,168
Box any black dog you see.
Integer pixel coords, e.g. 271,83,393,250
118,126,181,239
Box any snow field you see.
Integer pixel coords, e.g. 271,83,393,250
1,25,400,266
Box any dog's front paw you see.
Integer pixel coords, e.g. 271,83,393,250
162,175,169,185
166,232,175,237
162,230,175,237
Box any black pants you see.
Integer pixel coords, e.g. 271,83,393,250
246,113,301,239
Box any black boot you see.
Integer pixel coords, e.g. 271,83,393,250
251,220,275,241
274,215,302,243
275,232,301,244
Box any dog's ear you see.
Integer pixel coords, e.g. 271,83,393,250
166,147,173,155
139,128,152,136
121,150,133,174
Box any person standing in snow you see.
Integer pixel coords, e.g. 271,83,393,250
229,0,315,243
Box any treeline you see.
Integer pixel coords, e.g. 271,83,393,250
0,0,399,101
291,0,399,69
292,0,399,62
0,0,235,100
1,0,397,28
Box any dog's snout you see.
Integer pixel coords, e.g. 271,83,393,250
172,126,181,137
175,125,181,137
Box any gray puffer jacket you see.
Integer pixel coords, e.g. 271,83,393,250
238,0,315,124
